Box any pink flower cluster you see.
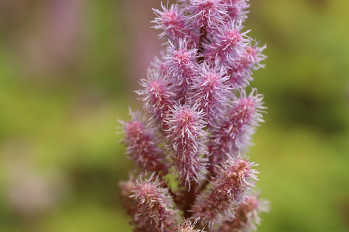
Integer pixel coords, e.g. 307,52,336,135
120,0,269,231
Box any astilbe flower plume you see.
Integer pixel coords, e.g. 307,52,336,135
164,39,199,102
130,174,179,231
226,42,267,89
208,89,264,172
153,3,193,43
136,69,175,126
121,110,169,175
191,156,258,227
204,21,250,64
191,61,230,124
165,104,207,185
188,0,227,29
119,0,269,231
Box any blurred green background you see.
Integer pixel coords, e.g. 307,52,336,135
0,0,348,231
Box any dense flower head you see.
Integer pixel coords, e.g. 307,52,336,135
121,110,168,175
208,89,264,171
164,39,199,102
190,61,230,124
188,0,227,29
204,20,250,63
164,39,198,74
226,89,264,151
153,3,192,42
226,42,267,89
212,157,258,199
165,104,207,185
136,69,175,125
130,173,179,231
213,193,269,232
192,156,258,227
120,0,268,231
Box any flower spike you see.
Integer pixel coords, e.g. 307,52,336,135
120,0,269,230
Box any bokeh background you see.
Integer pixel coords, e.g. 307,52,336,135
0,0,348,231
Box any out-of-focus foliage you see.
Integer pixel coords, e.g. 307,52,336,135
0,0,348,232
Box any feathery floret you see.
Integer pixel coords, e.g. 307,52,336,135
136,69,175,126
191,61,230,124
227,42,267,89
153,3,191,42
188,0,227,29
204,21,250,63
164,39,199,102
192,156,258,227
165,104,207,185
121,110,168,175
226,89,264,151
131,173,179,231
208,89,264,170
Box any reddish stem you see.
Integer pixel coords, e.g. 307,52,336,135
183,182,197,218
197,27,207,63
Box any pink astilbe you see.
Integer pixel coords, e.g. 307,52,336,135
188,0,227,29
153,3,193,43
130,174,179,231
136,69,175,126
208,89,264,171
165,104,207,185
192,156,259,227
119,0,269,231
204,20,250,63
226,89,264,152
164,39,199,102
213,193,270,232
227,42,267,89
121,110,168,175
191,61,230,124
